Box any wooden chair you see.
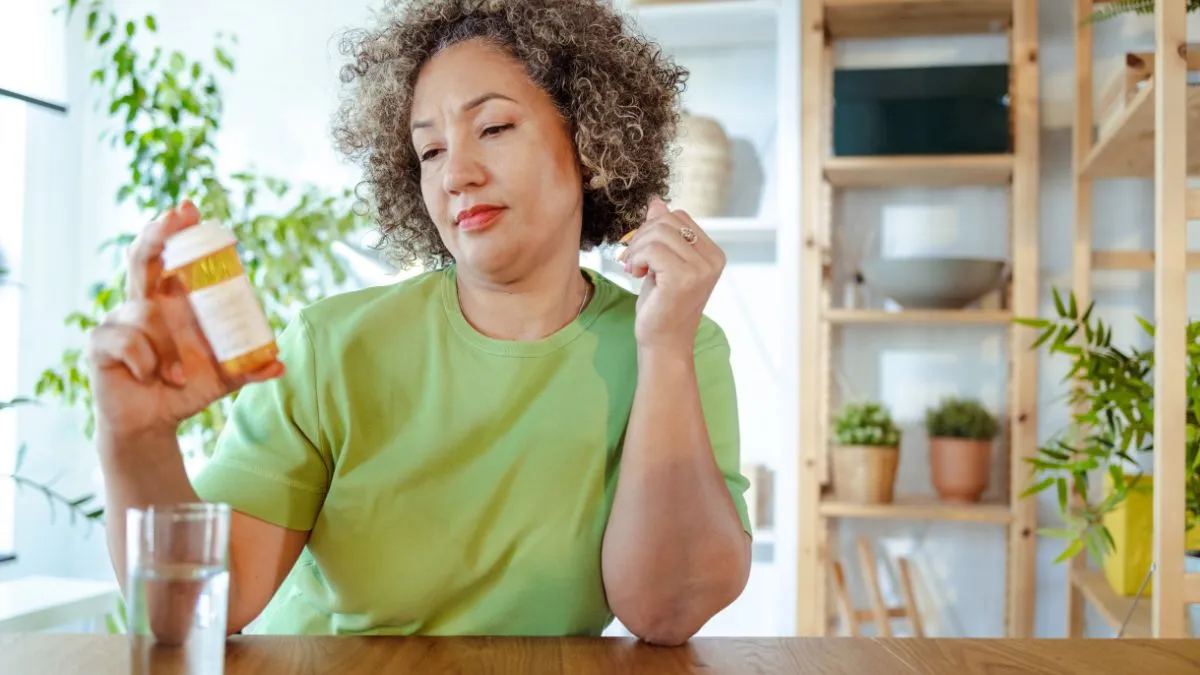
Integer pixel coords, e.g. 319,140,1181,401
827,537,924,637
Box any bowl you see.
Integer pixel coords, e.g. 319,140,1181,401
859,257,1006,309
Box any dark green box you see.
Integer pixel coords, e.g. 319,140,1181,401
832,64,1011,156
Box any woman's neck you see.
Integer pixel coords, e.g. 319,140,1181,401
455,259,592,341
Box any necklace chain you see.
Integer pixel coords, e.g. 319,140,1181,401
577,280,591,317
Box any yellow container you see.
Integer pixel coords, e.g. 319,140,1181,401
162,220,278,378
1102,473,1200,596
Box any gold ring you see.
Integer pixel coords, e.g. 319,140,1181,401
679,227,698,244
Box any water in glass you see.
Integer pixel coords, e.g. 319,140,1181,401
127,503,230,675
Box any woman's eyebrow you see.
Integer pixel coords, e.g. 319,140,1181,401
410,92,519,131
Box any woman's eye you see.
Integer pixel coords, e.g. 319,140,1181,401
482,124,513,137
420,148,442,162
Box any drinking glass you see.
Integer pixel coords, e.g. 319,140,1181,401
126,502,231,675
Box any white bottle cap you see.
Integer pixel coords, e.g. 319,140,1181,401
162,219,238,271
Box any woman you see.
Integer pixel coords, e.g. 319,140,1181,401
88,0,752,646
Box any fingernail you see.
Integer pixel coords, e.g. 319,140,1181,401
615,247,627,262
170,363,186,385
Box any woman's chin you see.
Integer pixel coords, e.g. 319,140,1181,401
456,240,525,277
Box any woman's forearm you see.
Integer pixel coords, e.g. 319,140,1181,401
601,346,751,646
97,424,200,593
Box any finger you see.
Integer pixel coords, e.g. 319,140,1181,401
665,207,725,267
222,361,286,394
126,201,201,299
632,217,706,268
108,301,186,387
614,196,672,251
86,323,159,383
625,240,689,280
237,361,286,385
618,204,693,262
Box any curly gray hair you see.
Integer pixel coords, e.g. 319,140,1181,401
332,0,689,270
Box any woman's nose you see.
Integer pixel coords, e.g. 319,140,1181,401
441,144,487,195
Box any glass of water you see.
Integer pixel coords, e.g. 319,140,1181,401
127,502,231,675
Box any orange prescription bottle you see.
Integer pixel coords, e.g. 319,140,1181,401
162,220,279,377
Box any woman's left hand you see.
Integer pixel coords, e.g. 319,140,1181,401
619,198,726,354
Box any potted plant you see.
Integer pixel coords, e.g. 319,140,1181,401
830,401,902,504
33,1,370,464
925,397,1000,504
1016,289,1200,592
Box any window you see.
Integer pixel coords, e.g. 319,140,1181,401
0,0,67,557
0,98,26,556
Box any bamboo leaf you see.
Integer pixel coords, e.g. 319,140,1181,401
1053,287,1067,317
1137,316,1156,338
1020,476,1056,498
1014,317,1050,328
1054,538,1086,564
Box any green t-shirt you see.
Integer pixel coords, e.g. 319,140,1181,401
191,264,751,636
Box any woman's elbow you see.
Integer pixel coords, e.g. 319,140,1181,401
623,612,703,647
619,570,751,646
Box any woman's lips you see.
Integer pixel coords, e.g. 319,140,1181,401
456,206,504,231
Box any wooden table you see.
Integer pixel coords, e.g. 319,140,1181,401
4,633,1200,673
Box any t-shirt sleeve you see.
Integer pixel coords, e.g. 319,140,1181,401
694,318,754,539
191,312,331,532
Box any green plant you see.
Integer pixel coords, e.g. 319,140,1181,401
925,397,1000,441
35,1,373,464
0,265,106,527
1016,288,1200,565
832,402,901,447
1086,0,1200,23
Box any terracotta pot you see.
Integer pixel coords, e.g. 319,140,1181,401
831,444,899,504
929,437,992,503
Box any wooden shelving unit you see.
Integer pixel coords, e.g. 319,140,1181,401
820,495,1013,524
1072,569,1152,639
823,309,1013,325
823,0,1013,39
797,0,1041,637
823,154,1014,188
1068,0,1200,639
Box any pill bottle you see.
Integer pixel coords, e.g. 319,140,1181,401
162,219,279,377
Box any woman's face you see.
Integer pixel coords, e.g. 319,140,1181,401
410,39,584,282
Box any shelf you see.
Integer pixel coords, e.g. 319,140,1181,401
819,494,1012,524
1072,569,1150,639
629,0,778,50
698,217,776,246
1092,250,1200,271
1080,79,1200,179
824,308,1012,324
824,0,1012,40
824,155,1014,188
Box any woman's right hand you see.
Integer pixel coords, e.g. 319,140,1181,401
86,201,285,440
